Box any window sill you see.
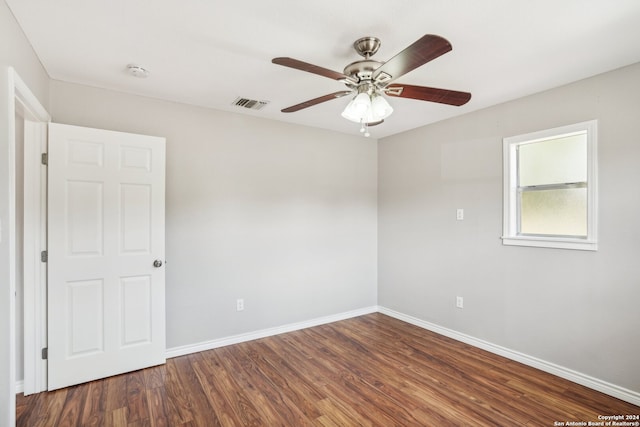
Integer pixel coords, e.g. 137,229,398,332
501,236,598,251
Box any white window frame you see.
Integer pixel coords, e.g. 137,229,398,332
502,120,598,251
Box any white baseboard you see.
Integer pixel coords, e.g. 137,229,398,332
165,306,378,359
22,305,638,407
378,306,640,407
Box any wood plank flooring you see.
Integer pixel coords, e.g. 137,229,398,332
17,313,640,426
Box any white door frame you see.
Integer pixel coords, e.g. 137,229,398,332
1,67,50,426
22,112,48,394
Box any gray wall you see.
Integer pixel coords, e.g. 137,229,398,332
378,62,640,392
49,80,378,349
1,1,49,425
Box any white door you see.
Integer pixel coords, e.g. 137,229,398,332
47,123,166,390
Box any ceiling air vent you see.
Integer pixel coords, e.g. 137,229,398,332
232,97,269,110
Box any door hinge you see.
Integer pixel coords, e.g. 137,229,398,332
41,347,48,360
41,153,48,165
41,250,48,263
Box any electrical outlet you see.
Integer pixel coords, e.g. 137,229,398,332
236,298,244,312
456,296,464,309
456,208,464,220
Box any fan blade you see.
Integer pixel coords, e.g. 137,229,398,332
373,34,452,85
273,57,354,82
281,91,353,113
385,84,471,106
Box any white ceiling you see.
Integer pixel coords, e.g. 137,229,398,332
7,0,640,138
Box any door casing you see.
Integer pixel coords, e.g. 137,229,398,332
22,117,48,395
2,67,50,427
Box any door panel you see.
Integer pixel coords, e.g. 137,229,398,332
120,183,151,253
67,279,104,356
120,275,152,346
48,123,166,390
66,180,103,256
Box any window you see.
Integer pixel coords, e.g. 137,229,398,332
502,120,598,250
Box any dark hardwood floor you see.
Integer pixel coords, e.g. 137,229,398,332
17,313,639,426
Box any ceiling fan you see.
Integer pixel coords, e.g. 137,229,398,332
272,34,471,135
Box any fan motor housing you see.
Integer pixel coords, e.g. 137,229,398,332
343,59,384,83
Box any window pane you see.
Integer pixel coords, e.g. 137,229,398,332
519,134,587,186
520,187,587,237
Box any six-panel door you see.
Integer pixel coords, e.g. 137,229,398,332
47,123,166,390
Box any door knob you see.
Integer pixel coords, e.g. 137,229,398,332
153,260,163,268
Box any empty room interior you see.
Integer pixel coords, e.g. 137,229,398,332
1,1,640,426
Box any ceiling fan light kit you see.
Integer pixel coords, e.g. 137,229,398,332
272,34,471,136
341,83,394,125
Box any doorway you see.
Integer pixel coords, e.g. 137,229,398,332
8,68,167,400
2,67,50,427
12,69,50,397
